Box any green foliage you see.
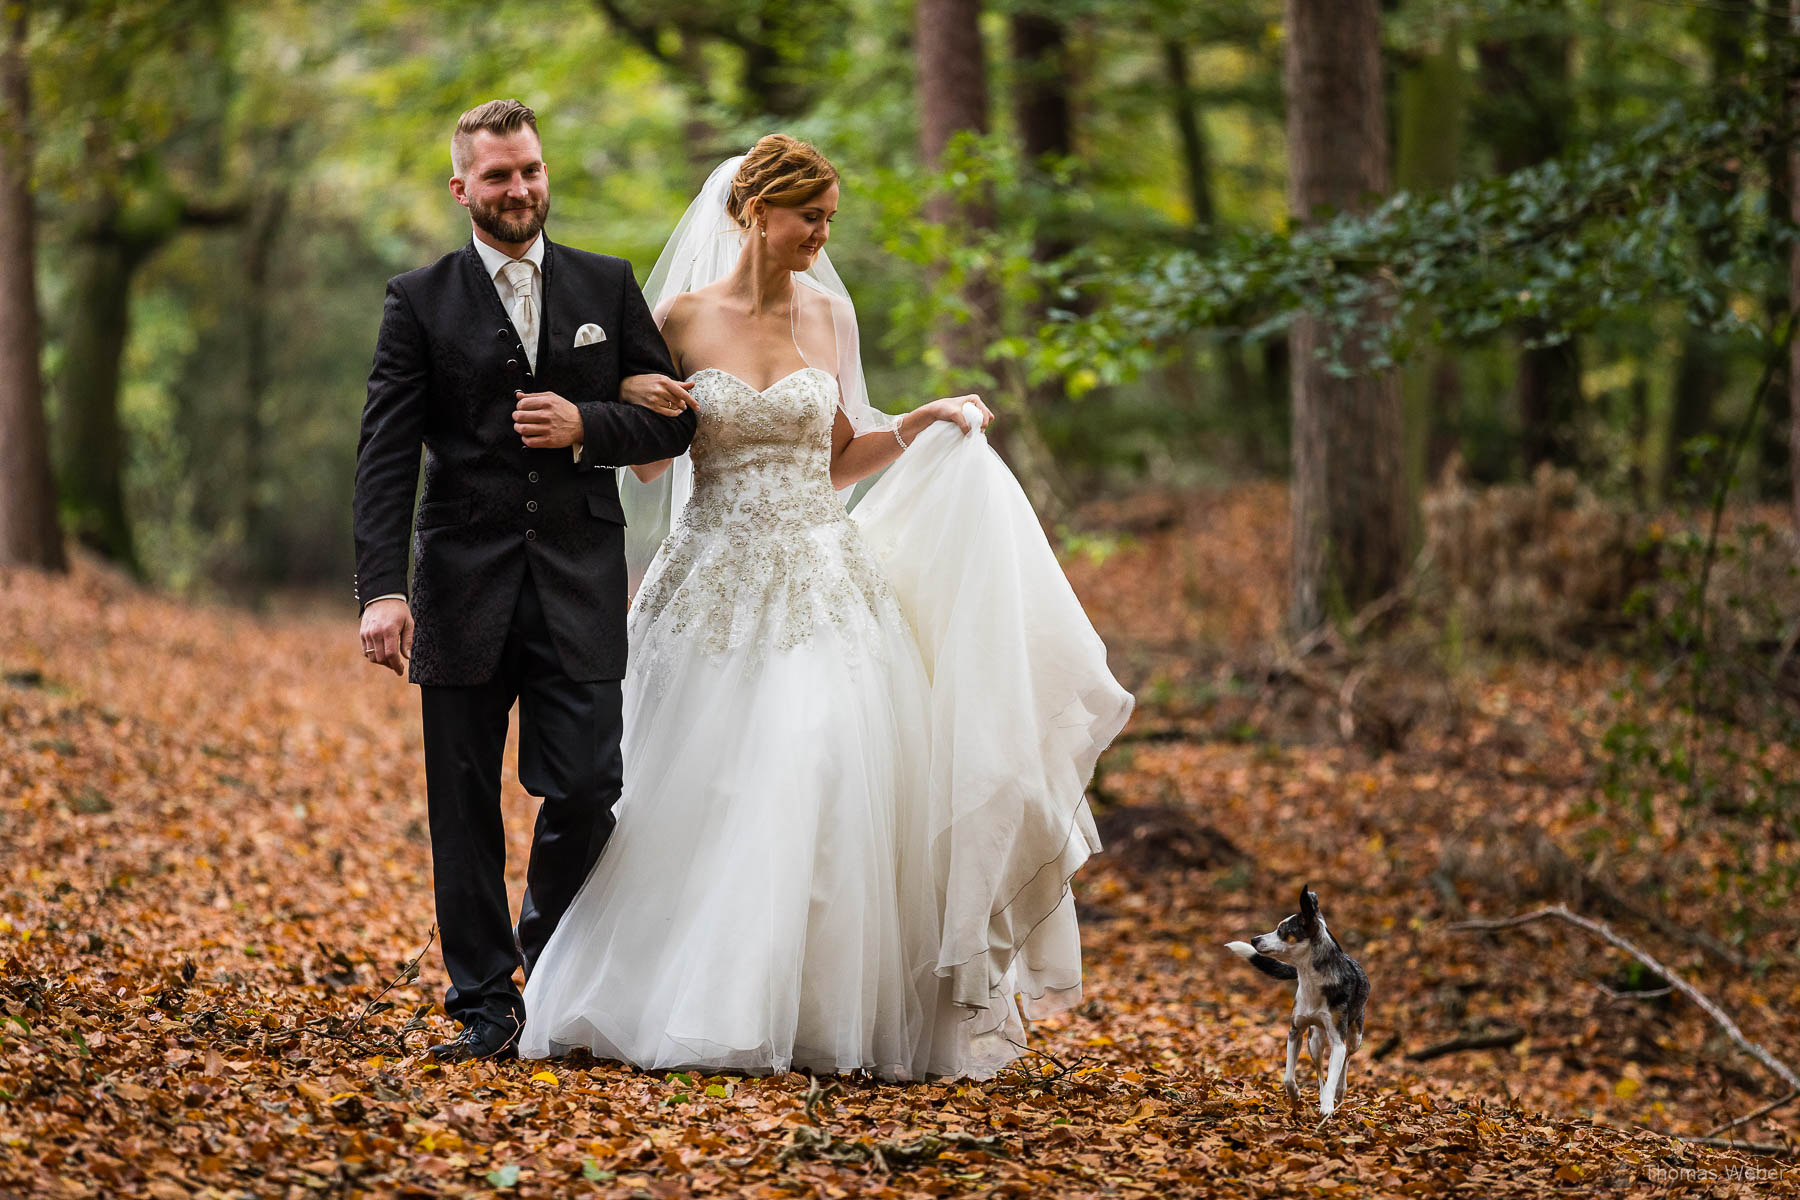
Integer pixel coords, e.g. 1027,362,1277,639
18,0,1800,592
1043,92,1795,382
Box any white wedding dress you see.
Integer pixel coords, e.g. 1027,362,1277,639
517,365,1131,1079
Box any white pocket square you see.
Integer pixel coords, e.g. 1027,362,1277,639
573,322,607,348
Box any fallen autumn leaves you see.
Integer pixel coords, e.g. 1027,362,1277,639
2,493,1795,1197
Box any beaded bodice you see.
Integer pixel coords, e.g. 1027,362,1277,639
683,367,842,529
628,367,895,683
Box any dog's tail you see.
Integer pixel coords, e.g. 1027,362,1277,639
1225,941,1298,981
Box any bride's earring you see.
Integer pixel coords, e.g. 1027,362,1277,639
759,224,766,239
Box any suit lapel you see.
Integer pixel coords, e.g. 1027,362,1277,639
461,241,513,330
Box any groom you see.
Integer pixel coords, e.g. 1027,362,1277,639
353,100,696,1062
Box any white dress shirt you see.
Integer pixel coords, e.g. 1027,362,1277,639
473,233,544,372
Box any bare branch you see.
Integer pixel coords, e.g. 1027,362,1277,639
1679,1138,1793,1156
1703,1090,1799,1140
1449,906,1800,1093
1407,1026,1526,1062
591,0,679,68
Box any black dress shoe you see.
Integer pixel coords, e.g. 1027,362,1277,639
429,1016,522,1063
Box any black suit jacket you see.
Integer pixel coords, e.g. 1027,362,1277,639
353,236,696,686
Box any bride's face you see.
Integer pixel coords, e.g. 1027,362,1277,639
758,183,839,272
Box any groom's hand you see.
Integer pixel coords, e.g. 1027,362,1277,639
359,597,412,677
512,391,583,449
621,374,697,417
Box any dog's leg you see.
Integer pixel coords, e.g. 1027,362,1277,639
1283,1024,1303,1104
1319,1030,1348,1117
1307,1025,1325,1088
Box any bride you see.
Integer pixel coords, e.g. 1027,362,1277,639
517,135,1131,1080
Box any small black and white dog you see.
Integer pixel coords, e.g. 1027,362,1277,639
1226,886,1369,1117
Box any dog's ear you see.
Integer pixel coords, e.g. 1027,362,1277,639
1299,885,1320,933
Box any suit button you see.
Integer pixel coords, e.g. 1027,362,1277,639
526,500,538,513
528,471,539,483
506,358,518,370
525,529,537,541
496,328,509,339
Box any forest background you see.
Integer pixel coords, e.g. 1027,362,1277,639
3,0,1792,599
3,0,1800,1195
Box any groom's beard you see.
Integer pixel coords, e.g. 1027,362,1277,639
470,193,549,245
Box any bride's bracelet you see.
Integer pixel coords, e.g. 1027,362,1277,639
892,422,908,451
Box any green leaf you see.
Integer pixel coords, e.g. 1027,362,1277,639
485,1164,520,1189
581,1159,613,1182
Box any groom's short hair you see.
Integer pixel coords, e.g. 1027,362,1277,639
451,100,539,177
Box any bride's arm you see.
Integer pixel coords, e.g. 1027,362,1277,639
629,458,672,483
828,393,993,489
626,296,699,482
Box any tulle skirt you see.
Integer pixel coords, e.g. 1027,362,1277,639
518,418,1132,1079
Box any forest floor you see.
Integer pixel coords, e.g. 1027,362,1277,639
2,482,1797,1198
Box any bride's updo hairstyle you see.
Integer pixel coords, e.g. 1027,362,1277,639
726,135,839,229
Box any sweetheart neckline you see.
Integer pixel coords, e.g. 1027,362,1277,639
687,365,833,395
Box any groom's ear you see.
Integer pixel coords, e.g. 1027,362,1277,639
449,174,469,207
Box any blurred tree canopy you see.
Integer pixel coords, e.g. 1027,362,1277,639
10,0,1799,596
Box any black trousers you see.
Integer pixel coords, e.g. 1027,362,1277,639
419,568,623,1028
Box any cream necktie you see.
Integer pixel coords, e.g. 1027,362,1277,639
501,259,538,373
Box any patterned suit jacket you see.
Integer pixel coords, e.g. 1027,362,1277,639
352,236,696,686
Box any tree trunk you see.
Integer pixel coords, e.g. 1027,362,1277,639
1667,330,1730,483
1394,18,1465,507
1005,7,1076,498
915,0,996,381
1163,40,1213,229
1284,0,1408,632
1515,340,1581,470
1477,19,1582,471
1760,0,1793,495
56,215,144,572
1012,11,1071,168
0,3,65,571
242,185,290,589
1790,0,1800,532
1667,0,1752,492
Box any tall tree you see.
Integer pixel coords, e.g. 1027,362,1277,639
590,0,842,123
1394,17,1466,508
1283,0,1407,631
1766,0,1795,503
42,0,242,571
1664,0,1753,490
1162,37,1212,229
1789,0,1800,531
1009,8,1075,439
1476,9,1581,471
916,0,997,382
0,1,65,571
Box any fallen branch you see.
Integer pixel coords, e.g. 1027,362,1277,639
1679,1137,1793,1157
1407,1026,1526,1062
994,1044,1099,1092
257,928,437,1057
1448,906,1800,1093
1591,981,1673,1003
1270,654,1405,750
1702,1089,1799,1140
777,1125,1008,1171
